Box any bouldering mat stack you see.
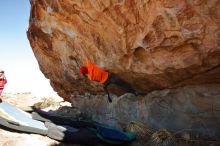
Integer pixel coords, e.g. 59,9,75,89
32,108,137,145
0,101,47,135
0,102,136,145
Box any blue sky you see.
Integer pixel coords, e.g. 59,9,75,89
0,1,59,97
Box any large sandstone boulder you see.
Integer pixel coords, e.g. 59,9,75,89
26,0,220,141
27,0,220,100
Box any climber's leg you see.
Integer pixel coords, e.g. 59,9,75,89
110,73,138,96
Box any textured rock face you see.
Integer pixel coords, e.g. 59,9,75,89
71,84,220,140
27,0,220,99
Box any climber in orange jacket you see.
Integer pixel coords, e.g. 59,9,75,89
0,70,7,102
80,60,138,102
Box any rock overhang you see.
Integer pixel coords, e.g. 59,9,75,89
27,0,220,100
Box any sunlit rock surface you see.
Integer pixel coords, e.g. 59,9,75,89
27,0,220,100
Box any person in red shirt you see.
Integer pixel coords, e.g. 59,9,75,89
0,70,7,102
80,60,138,102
